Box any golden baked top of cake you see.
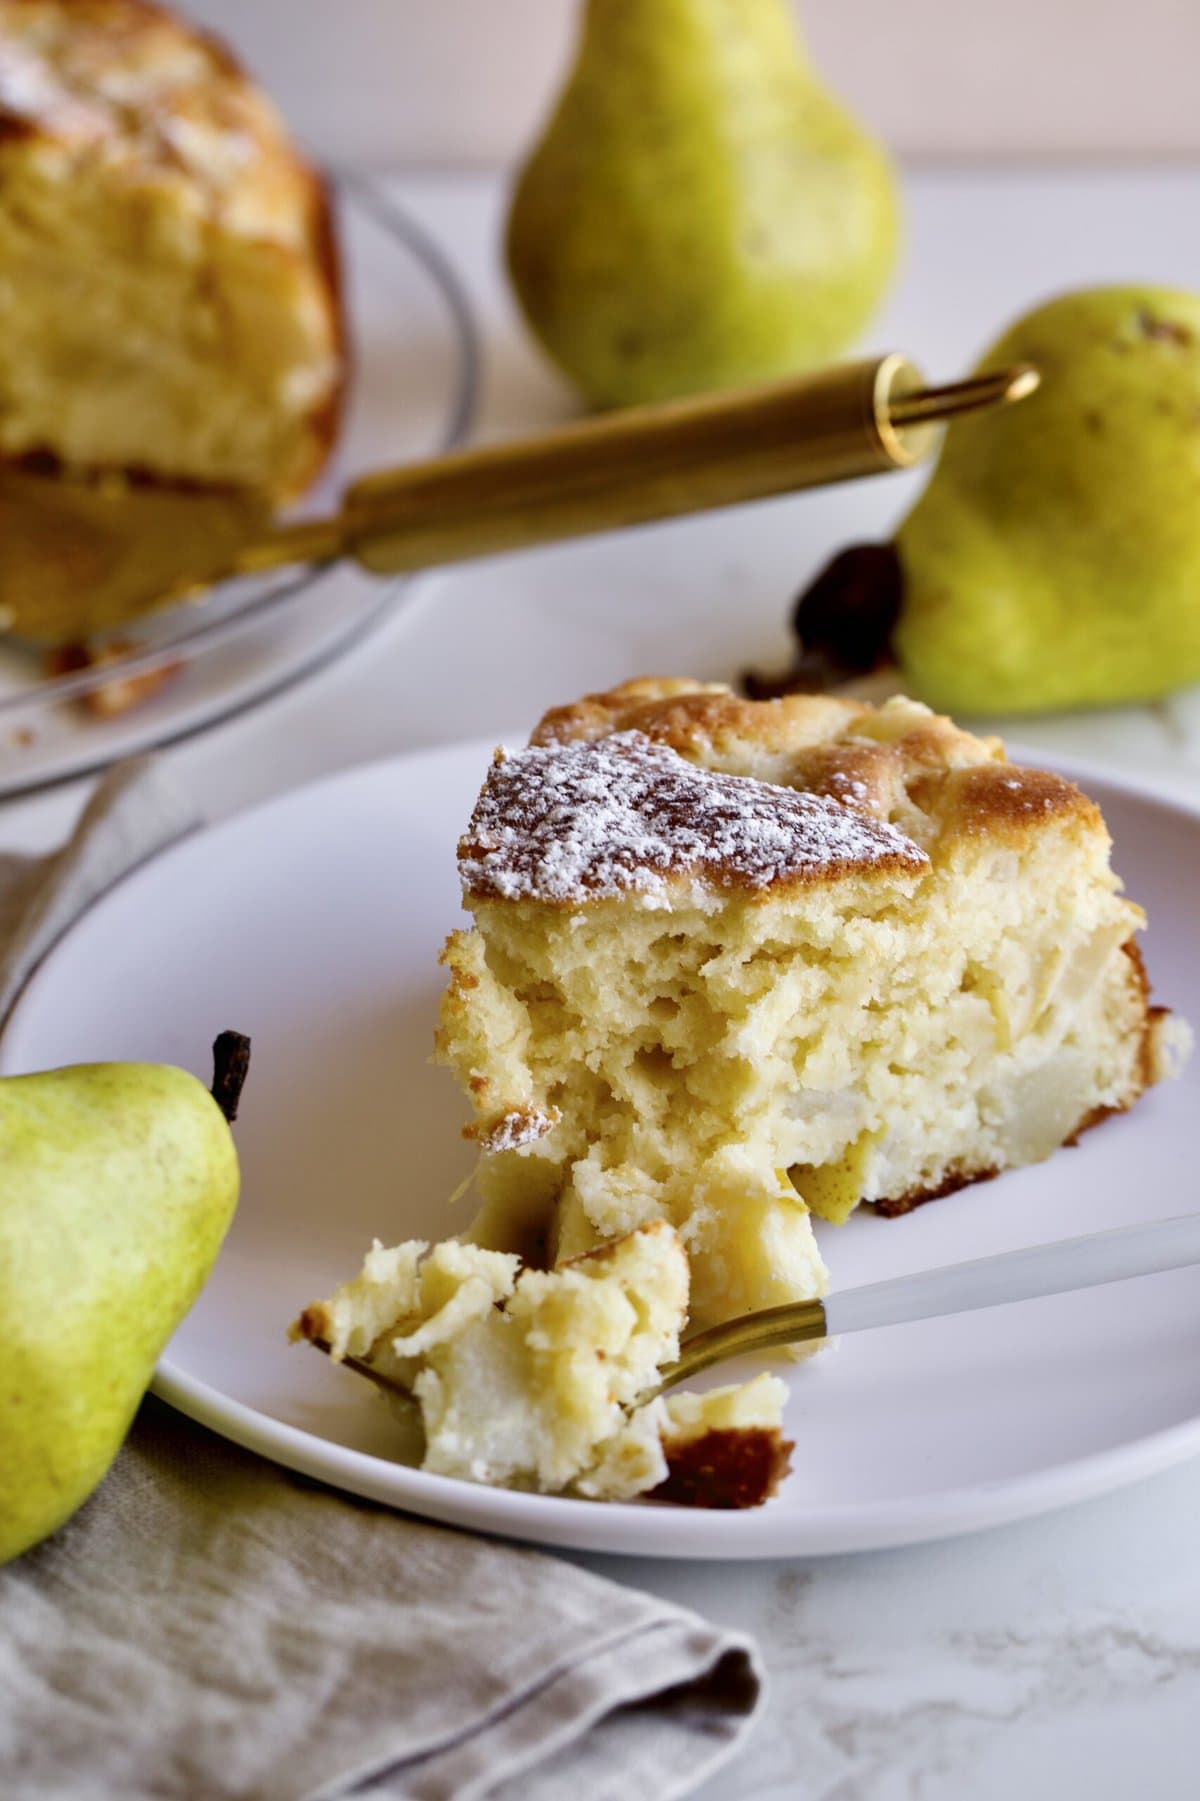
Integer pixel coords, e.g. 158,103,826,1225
0,0,344,625
528,678,1101,857
0,0,315,246
459,730,929,907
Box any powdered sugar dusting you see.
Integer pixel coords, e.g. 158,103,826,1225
459,732,927,904
477,1106,560,1153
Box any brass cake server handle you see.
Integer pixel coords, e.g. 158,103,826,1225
168,357,1038,609
304,1210,1200,1410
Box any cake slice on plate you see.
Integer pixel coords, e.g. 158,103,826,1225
439,680,1188,1330
297,678,1187,1509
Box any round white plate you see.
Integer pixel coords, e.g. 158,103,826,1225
0,180,477,800
3,743,1199,1558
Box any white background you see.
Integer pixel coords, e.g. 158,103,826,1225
184,0,1199,166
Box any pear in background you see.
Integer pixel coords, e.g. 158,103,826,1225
0,1047,245,1563
507,0,900,407
895,287,1200,714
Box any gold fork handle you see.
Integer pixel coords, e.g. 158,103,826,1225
645,1295,830,1402
338,355,931,577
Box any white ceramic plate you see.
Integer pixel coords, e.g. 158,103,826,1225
3,743,1199,1558
0,180,477,800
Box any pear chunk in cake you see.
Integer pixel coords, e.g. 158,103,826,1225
437,681,1187,1330
293,1222,792,1506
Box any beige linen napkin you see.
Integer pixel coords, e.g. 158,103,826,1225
0,761,764,1801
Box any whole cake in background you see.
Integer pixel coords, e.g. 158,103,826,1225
439,679,1189,1331
0,0,344,641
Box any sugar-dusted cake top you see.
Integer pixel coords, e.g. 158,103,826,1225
458,730,929,905
531,678,1101,854
0,0,320,243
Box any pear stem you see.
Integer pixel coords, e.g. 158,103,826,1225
211,1031,251,1123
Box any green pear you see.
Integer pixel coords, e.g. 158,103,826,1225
506,0,900,407
0,1047,244,1563
895,286,1200,714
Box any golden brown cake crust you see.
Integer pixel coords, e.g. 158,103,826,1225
653,1426,795,1510
0,0,344,500
913,762,1101,848
292,1301,332,1347
304,168,348,492
530,677,1100,856
0,0,310,228
872,1164,999,1219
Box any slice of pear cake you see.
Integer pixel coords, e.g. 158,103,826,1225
294,1222,792,1506
438,680,1188,1330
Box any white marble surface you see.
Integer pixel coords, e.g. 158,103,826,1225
7,168,1200,1798
588,1452,1200,1799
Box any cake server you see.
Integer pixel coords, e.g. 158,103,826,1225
306,1210,1200,1405
10,352,1038,714
165,355,1038,605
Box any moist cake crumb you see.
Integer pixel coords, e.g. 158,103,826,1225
440,680,1188,1331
